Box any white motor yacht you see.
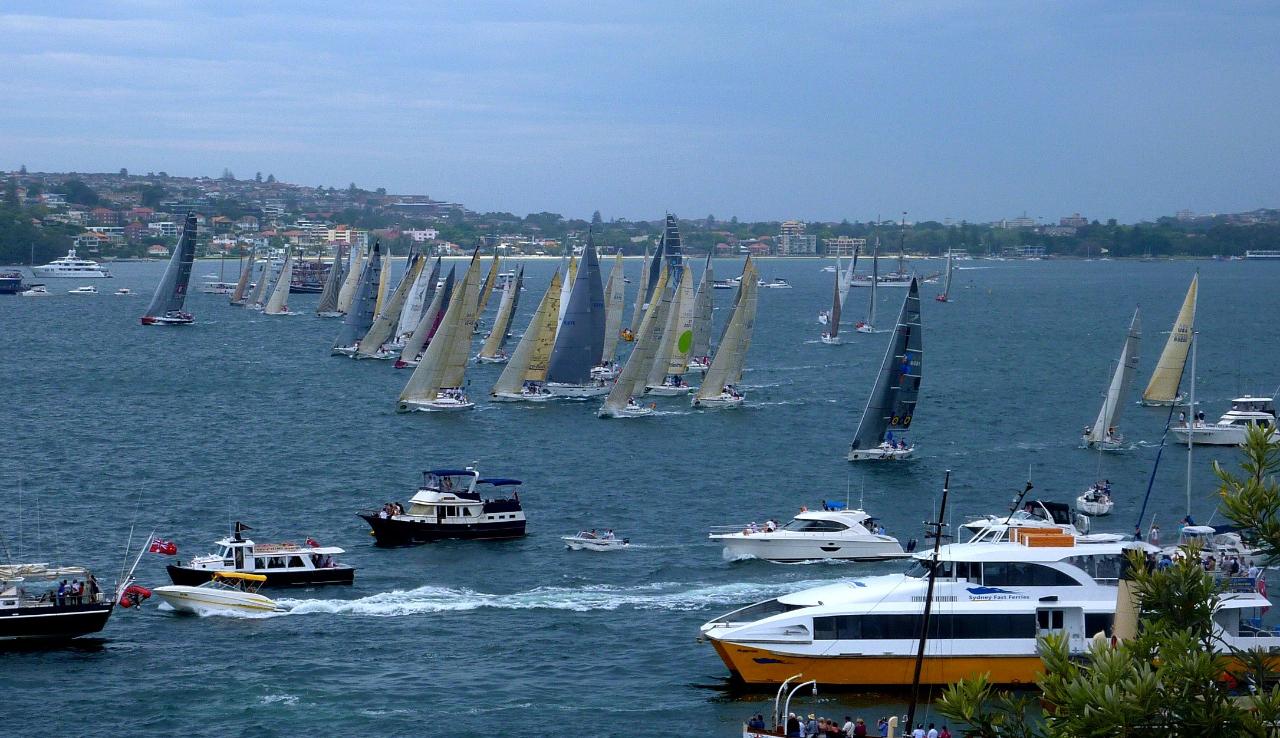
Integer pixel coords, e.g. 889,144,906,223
1163,524,1266,569
19,284,51,297
398,390,475,412
113,288,131,295
32,249,112,278
700,529,1274,686
164,523,354,587
562,531,630,551
847,441,914,461
1171,396,1276,446
710,506,905,563
153,572,284,615
959,499,1124,544
590,362,620,381
67,285,98,295
545,381,610,398
491,383,556,403
358,467,526,545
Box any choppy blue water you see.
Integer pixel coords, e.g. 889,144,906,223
2,256,1277,735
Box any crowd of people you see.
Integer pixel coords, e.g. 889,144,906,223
746,712,950,738
47,575,99,607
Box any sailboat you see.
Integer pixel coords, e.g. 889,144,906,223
854,240,880,333
372,240,393,318
599,264,672,418
644,262,697,396
335,244,366,315
593,251,627,379
545,243,608,398
1081,308,1141,451
692,257,760,408
262,250,296,315
356,254,425,359
395,266,454,369
820,264,842,344
934,248,954,302
491,270,562,401
556,253,578,327
477,253,502,315
331,242,383,356
687,252,715,371
839,246,858,307
628,246,650,337
246,256,274,311
315,246,346,317
394,256,439,346
140,212,197,325
396,251,482,412
1139,274,1197,406
229,249,257,306
847,278,923,461
476,267,523,363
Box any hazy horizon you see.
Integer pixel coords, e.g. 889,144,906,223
3,2,1278,224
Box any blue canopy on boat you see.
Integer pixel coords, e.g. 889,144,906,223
478,478,523,486
425,469,479,477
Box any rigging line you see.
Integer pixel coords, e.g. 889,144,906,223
1133,373,1186,537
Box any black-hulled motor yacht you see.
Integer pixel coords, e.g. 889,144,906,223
165,523,354,587
1,563,116,642
359,468,526,546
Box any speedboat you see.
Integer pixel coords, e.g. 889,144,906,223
32,249,111,278
698,530,1279,687
152,572,284,615
19,284,51,297
1171,396,1277,446
710,505,904,563
113,288,131,295
1164,524,1267,569
598,397,656,417
476,350,510,364
67,285,98,295
562,531,630,551
759,278,791,289
358,467,527,545
1076,483,1114,516
686,356,711,372
846,441,914,461
590,362,620,381
199,281,238,294
819,333,840,345
165,523,354,587
712,279,736,290
397,389,475,412
959,499,1124,544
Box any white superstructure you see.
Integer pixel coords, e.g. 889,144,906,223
32,249,112,278
1171,396,1276,446
710,508,904,563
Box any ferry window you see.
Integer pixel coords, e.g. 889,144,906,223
955,562,980,581
255,558,267,569
288,557,304,568
1037,610,1064,630
1085,614,1113,637
983,562,1080,587
814,614,1035,640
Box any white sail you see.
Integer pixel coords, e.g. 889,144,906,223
696,258,759,400
398,253,482,407
397,267,452,365
939,249,954,299
478,269,522,360
557,253,578,327
665,264,697,376
602,264,671,414
396,258,435,338
263,251,294,315
629,247,650,335
373,244,392,317
1087,308,1142,443
1141,274,1197,405
601,252,626,363
336,245,365,315
839,249,858,307
492,271,562,395
358,254,425,357
249,258,273,307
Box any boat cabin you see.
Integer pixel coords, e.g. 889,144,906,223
963,500,1090,543
206,537,345,574
405,468,523,522
1216,396,1276,428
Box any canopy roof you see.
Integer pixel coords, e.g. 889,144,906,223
479,478,523,487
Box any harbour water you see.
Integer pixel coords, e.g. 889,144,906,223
3,257,1277,734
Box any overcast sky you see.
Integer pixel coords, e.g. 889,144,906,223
3,2,1278,223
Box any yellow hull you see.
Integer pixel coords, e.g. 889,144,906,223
711,641,1044,686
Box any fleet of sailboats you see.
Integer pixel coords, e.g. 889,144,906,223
396,266,454,369
848,278,923,461
315,246,346,317
1140,273,1197,406
332,242,383,356
644,262,697,396
600,264,671,417
1081,307,1142,450
261,250,295,316
356,254,425,359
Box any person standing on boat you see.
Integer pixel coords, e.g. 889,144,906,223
1148,525,1160,545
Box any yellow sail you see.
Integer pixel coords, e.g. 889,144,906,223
1141,273,1197,405
373,247,392,316
477,254,502,313
525,271,563,382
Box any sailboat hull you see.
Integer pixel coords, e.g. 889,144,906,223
819,334,840,345
598,403,656,418
692,393,744,408
1138,395,1183,407
140,313,194,326
397,395,475,413
644,384,693,397
490,390,555,403
847,446,914,462
545,383,610,398
854,324,876,334
476,354,510,364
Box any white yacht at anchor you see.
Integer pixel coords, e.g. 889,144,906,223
32,249,112,278
1171,396,1277,446
709,504,905,563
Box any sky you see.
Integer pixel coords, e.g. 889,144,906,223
2,1,1278,223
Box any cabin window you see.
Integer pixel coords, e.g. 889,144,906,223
955,561,981,581
288,556,304,568
813,614,1035,640
782,519,849,533
255,558,268,570
1084,613,1113,637
1037,609,1065,630
982,562,1081,587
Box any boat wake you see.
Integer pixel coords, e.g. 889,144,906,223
275,579,831,617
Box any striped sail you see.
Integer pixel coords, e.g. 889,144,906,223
601,252,626,363
230,249,256,306
1087,308,1142,443
398,252,482,406
492,270,562,395
332,243,382,351
1141,274,1197,405
696,257,759,400
143,212,197,318
335,245,365,314
262,251,293,315
602,264,671,414
478,267,523,360
546,244,604,385
398,266,453,365
690,252,714,360
315,246,346,315
358,254,424,356
630,247,650,334
849,278,924,454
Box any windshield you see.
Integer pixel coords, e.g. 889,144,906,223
782,519,851,533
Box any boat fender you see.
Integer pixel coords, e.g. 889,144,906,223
120,584,152,608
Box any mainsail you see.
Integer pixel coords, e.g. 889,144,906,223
373,241,392,317
477,254,502,314
1141,274,1197,405
1086,308,1142,443
316,246,346,315
839,247,858,307
824,265,841,339
545,243,604,385
263,250,294,315
849,278,924,455
601,252,627,363
230,249,256,306
630,247,650,334
492,270,562,395
647,263,695,387
938,249,954,301
398,251,482,408
557,253,578,327
336,245,365,315
396,256,438,338
478,267,523,360
865,241,879,326
695,257,759,401
690,252,714,360
332,242,382,351
602,264,671,414
248,257,273,308
358,254,425,357
143,212,197,319
397,266,454,366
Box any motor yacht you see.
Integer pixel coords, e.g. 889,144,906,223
712,278,736,290
710,504,905,563
958,499,1123,544
165,523,354,587
113,288,132,295
491,382,556,402
32,249,111,278
1171,396,1276,446
397,389,475,412
847,440,914,461
562,530,630,551
598,397,657,418
19,284,51,297
0,270,25,294
700,529,1275,686
199,280,238,294
358,467,526,545
759,278,791,289
1163,524,1266,569
545,380,610,398
153,572,284,615
644,376,693,397
67,285,98,295
590,362,620,381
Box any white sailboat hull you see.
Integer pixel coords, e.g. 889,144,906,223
692,392,744,408
476,354,510,364
562,536,629,551
491,390,555,403
331,345,359,357
854,324,876,334
397,394,475,412
317,310,345,318
1076,496,1115,517
847,445,914,461
644,384,694,397
590,365,620,380
686,358,711,372
597,403,656,418
545,383,610,398
820,334,841,345
1081,434,1125,451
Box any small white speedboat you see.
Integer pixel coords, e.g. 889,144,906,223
691,389,744,409
710,506,904,563
1076,484,1114,516
686,356,711,372
562,531,629,551
113,288,132,295
598,399,657,418
590,363,620,381
152,572,284,615
20,284,51,297
476,351,510,364
67,285,98,295
491,385,556,402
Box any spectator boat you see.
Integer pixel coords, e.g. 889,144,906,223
358,467,526,545
1171,396,1277,446
153,572,284,615
164,523,354,587
710,504,905,562
67,285,98,294
562,531,630,551
32,248,111,278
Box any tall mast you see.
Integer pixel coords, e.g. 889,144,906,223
898,211,907,275
907,469,951,731
1186,331,1196,516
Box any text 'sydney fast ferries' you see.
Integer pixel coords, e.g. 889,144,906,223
700,525,1280,686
